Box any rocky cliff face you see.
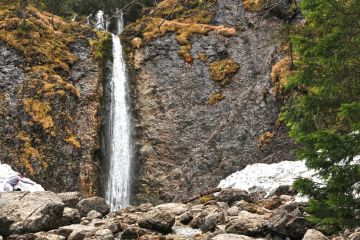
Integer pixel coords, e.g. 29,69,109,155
123,0,297,204
0,5,102,197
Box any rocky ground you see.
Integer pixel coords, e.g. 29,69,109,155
1,188,359,240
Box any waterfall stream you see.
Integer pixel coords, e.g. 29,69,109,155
96,11,132,211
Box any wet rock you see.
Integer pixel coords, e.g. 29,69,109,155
217,189,250,205
267,203,311,239
57,192,83,208
225,211,267,236
302,229,328,240
0,192,64,236
76,197,110,217
138,209,175,234
62,207,81,225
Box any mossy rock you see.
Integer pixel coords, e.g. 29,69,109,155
209,59,240,86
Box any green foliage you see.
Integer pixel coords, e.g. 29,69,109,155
281,0,360,231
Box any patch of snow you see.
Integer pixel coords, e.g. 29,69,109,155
217,160,322,199
0,163,44,192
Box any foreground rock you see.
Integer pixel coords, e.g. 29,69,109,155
0,192,64,236
2,189,357,240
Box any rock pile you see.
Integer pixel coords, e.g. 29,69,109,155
0,188,358,240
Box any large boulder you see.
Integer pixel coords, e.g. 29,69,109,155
266,203,312,239
138,208,175,234
302,229,328,240
225,211,267,236
211,234,258,240
154,203,189,215
217,189,250,205
76,197,110,217
62,207,81,225
0,192,64,236
57,192,83,208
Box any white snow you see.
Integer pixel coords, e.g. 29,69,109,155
217,160,322,198
0,163,44,192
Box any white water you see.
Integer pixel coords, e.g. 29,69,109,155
0,163,44,192
104,13,132,211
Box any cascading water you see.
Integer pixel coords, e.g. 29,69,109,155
103,12,132,211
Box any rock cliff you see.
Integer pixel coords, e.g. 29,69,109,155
122,0,297,204
0,4,103,197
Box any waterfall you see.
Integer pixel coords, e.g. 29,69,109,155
104,13,132,211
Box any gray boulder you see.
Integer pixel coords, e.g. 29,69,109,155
302,229,328,240
95,229,113,240
267,203,312,239
86,210,103,220
217,189,250,205
0,192,64,236
138,208,175,234
57,192,83,208
226,211,267,236
76,197,110,217
62,207,81,225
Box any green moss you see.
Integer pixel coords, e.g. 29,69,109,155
91,31,112,61
200,194,216,203
209,58,240,86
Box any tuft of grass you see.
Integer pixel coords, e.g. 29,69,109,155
257,131,274,147
242,0,264,12
124,0,236,63
271,57,292,97
23,98,54,130
208,92,225,105
209,58,240,86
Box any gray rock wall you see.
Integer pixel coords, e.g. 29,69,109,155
126,0,295,204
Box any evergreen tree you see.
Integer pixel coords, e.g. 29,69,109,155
281,0,360,232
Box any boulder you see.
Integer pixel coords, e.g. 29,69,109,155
302,229,329,240
34,232,66,240
57,192,83,208
120,226,151,239
268,185,296,197
225,211,267,236
55,224,97,239
201,211,226,233
233,201,272,216
227,206,240,216
138,234,165,240
349,231,360,240
154,203,189,215
62,207,81,225
179,212,193,225
211,234,258,240
138,208,175,234
76,197,110,217
86,210,103,220
0,192,64,236
217,189,250,205
94,229,113,240
256,196,281,210
266,203,312,239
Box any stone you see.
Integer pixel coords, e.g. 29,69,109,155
268,185,296,197
120,226,150,239
211,234,257,240
227,206,240,216
267,203,312,239
233,201,272,216
225,211,267,236
217,189,250,205
349,232,360,240
62,207,81,225
201,211,226,233
0,192,64,236
95,229,113,240
76,197,110,217
34,232,66,240
302,229,329,240
154,203,189,215
256,196,281,210
56,224,96,239
179,212,193,225
86,210,103,220
138,208,175,234
57,192,83,208
138,234,165,240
